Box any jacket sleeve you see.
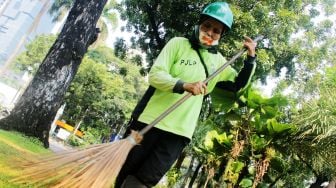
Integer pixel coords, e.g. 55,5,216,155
216,55,256,93
148,38,182,92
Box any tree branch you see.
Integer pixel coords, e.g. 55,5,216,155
144,3,164,50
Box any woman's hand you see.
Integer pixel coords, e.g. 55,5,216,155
243,36,257,57
183,81,207,96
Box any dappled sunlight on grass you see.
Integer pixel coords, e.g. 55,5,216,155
0,141,25,187
0,130,51,187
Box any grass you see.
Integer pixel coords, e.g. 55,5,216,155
0,130,178,188
0,129,50,188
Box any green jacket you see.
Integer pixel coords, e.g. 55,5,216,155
134,37,255,139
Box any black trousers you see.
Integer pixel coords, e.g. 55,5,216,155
114,120,190,188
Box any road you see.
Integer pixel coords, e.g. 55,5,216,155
49,137,72,153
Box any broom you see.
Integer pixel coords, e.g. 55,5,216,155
12,35,263,188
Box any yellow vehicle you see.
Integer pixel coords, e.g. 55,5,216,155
55,120,84,138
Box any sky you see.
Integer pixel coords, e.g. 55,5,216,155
104,12,134,48
105,0,135,48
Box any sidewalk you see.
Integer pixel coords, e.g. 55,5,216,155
49,137,73,153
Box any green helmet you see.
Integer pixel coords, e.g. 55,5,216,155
201,2,233,30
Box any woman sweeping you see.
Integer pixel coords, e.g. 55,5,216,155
116,2,258,188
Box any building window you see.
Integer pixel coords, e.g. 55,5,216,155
13,0,21,9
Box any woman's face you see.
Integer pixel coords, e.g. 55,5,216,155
199,18,224,46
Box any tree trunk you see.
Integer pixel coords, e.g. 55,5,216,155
214,158,227,182
196,166,206,188
189,160,203,188
174,151,187,170
0,0,107,148
180,155,195,188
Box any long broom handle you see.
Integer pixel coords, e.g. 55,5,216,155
139,35,264,136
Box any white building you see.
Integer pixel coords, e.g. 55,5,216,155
0,0,58,70
0,0,65,107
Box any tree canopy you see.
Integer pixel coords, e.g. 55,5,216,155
117,0,335,83
12,34,57,75
63,46,147,141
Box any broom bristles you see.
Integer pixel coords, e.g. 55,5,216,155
11,131,143,188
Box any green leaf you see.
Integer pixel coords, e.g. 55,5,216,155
204,130,218,150
266,95,288,107
239,178,253,188
266,119,293,135
204,130,233,151
262,106,278,118
216,132,233,147
232,161,245,173
248,165,255,175
211,87,237,112
253,113,264,132
251,134,267,152
246,92,262,109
